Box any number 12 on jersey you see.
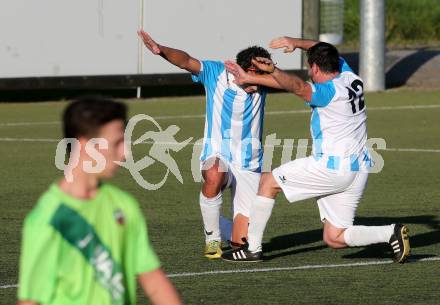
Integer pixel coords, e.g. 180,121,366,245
347,79,365,114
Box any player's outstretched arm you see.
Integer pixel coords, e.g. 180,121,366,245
270,36,318,53
251,57,312,101
139,269,183,305
17,301,38,305
224,60,283,89
138,30,201,75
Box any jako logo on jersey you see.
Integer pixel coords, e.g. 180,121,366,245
113,209,125,225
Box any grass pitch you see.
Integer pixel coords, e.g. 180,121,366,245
1,89,440,304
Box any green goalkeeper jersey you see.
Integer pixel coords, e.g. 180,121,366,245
18,183,161,305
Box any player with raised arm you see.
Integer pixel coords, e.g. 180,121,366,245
18,97,182,305
138,30,282,259
222,37,410,263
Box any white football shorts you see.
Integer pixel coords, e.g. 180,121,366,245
272,156,368,228
201,157,260,218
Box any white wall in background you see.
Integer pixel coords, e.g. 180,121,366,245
0,0,302,78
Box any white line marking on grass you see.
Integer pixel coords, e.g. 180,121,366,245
381,148,440,153
0,284,18,289
1,104,440,126
166,256,440,278
1,137,440,153
0,137,59,142
0,121,60,127
366,104,440,111
1,257,439,288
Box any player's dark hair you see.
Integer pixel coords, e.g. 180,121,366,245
307,42,340,73
63,96,127,140
236,46,271,71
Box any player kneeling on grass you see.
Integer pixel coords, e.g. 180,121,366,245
221,37,410,263
17,97,182,305
138,30,284,259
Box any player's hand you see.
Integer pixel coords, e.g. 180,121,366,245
138,30,161,55
224,60,250,85
270,36,297,53
251,57,276,73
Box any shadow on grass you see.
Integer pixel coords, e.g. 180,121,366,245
341,49,440,88
261,215,440,260
386,49,440,88
264,245,328,261
263,229,322,252
262,229,326,261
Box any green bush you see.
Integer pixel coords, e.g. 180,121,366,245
343,0,440,45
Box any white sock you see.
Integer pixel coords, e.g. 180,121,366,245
199,192,222,242
248,195,275,252
344,224,395,247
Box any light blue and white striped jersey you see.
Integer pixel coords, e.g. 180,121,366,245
306,57,371,171
192,60,267,172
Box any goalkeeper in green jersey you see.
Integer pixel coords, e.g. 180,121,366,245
18,97,182,305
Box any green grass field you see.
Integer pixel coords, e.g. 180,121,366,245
1,89,440,304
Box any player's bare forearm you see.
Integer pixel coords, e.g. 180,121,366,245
224,60,282,89
249,57,310,98
157,45,201,74
294,38,318,50
246,74,283,89
272,68,312,101
270,36,318,53
138,269,183,305
138,30,200,74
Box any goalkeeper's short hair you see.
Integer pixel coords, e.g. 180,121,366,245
236,46,271,71
63,96,127,140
